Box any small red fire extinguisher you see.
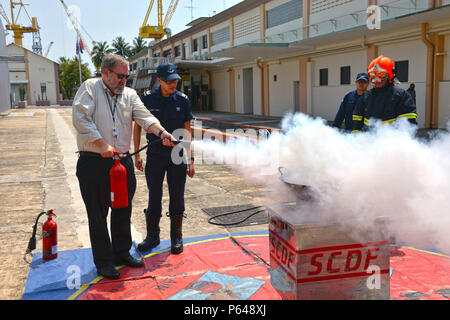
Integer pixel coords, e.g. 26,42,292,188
110,152,128,209
25,209,57,260
42,210,57,260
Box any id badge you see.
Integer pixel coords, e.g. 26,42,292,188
113,127,119,139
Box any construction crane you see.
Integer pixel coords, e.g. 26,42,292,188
5,0,38,47
44,41,54,57
140,0,179,41
59,0,95,57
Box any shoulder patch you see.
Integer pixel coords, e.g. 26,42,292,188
176,91,188,99
143,90,152,97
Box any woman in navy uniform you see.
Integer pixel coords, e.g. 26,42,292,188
133,63,195,255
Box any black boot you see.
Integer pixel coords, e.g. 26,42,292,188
170,214,184,255
137,210,161,252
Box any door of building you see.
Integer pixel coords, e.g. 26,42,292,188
294,81,300,113
243,68,254,114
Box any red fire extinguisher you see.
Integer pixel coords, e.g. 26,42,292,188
42,210,57,260
110,152,128,209
25,209,57,260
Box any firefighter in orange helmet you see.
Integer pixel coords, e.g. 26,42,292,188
352,55,417,132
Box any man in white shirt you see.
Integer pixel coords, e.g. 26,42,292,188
72,54,176,279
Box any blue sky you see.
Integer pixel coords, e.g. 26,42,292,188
2,0,242,70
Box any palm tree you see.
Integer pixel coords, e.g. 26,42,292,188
91,41,113,74
112,36,132,58
131,37,148,56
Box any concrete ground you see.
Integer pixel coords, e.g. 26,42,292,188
0,106,270,300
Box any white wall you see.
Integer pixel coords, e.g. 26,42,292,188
310,49,367,121
269,59,299,117
210,20,231,53
212,70,230,112
309,0,367,38
379,39,428,128
439,82,450,128
444,34,450,83
265,0,303,43
438,34,450,128
191,30,208,57
234,7,261,46
28,53,58,104
378,0,430,20
0,20,11,112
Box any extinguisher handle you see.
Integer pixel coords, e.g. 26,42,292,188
47,209,56,218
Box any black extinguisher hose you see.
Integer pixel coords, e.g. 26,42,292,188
24,211,47,263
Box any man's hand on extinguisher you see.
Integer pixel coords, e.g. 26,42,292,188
160,130,177,147
94,139,116,158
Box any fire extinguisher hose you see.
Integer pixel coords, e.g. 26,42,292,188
24,211,47,263
77,139,191,159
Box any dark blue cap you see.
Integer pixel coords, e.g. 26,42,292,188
157,63,181,81
356,72,369,82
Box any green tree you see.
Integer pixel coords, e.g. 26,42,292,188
58,56,91,100
92,41,113,74
112,36,132,58
131,37,147,56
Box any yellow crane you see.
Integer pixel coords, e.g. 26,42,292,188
5,0,38,47
140,0,179,41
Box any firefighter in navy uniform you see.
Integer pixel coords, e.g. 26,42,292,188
352,56,418,132
133,63,195,255
333,73,370,132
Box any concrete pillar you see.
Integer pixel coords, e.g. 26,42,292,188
299,58,310,114
302,0,310,40
366,44,379,68
260,4,266,43
24,49,31,105
230,18,235,47
432,34,445,128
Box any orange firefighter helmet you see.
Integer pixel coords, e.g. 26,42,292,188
368,55,395,83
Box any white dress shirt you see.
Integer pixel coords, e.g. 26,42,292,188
72,78,160,154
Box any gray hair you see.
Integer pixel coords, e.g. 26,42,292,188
101,54,129,73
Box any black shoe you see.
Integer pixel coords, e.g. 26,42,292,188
170,214,184,255
137,212,161,252
97,265,120,279
137,236,160,252
114,254,144,268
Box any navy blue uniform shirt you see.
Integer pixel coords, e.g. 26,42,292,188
352,83,417,132
333,90,364,131
141,87,194,155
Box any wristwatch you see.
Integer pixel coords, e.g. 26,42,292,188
158,129,166,138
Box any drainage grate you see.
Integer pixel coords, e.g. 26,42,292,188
202,204,268,228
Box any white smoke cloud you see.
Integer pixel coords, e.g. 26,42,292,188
193,113,450,254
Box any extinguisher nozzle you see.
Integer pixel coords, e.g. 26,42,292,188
26,236,36,254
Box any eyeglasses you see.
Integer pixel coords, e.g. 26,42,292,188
369,72,388,80
109,69,129,80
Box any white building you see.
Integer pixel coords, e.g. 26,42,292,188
0,20,11,112
7,43,60,107
141,0,450,129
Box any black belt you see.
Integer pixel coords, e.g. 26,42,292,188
78,151,130,158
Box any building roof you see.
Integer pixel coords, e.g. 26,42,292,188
7,42,59,65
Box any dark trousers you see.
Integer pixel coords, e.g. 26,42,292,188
76,153,137,269
145,153,187,217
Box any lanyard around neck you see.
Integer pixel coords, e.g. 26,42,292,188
104,88,118,123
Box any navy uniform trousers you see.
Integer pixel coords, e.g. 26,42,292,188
76,152,136,268
145,152,187,218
